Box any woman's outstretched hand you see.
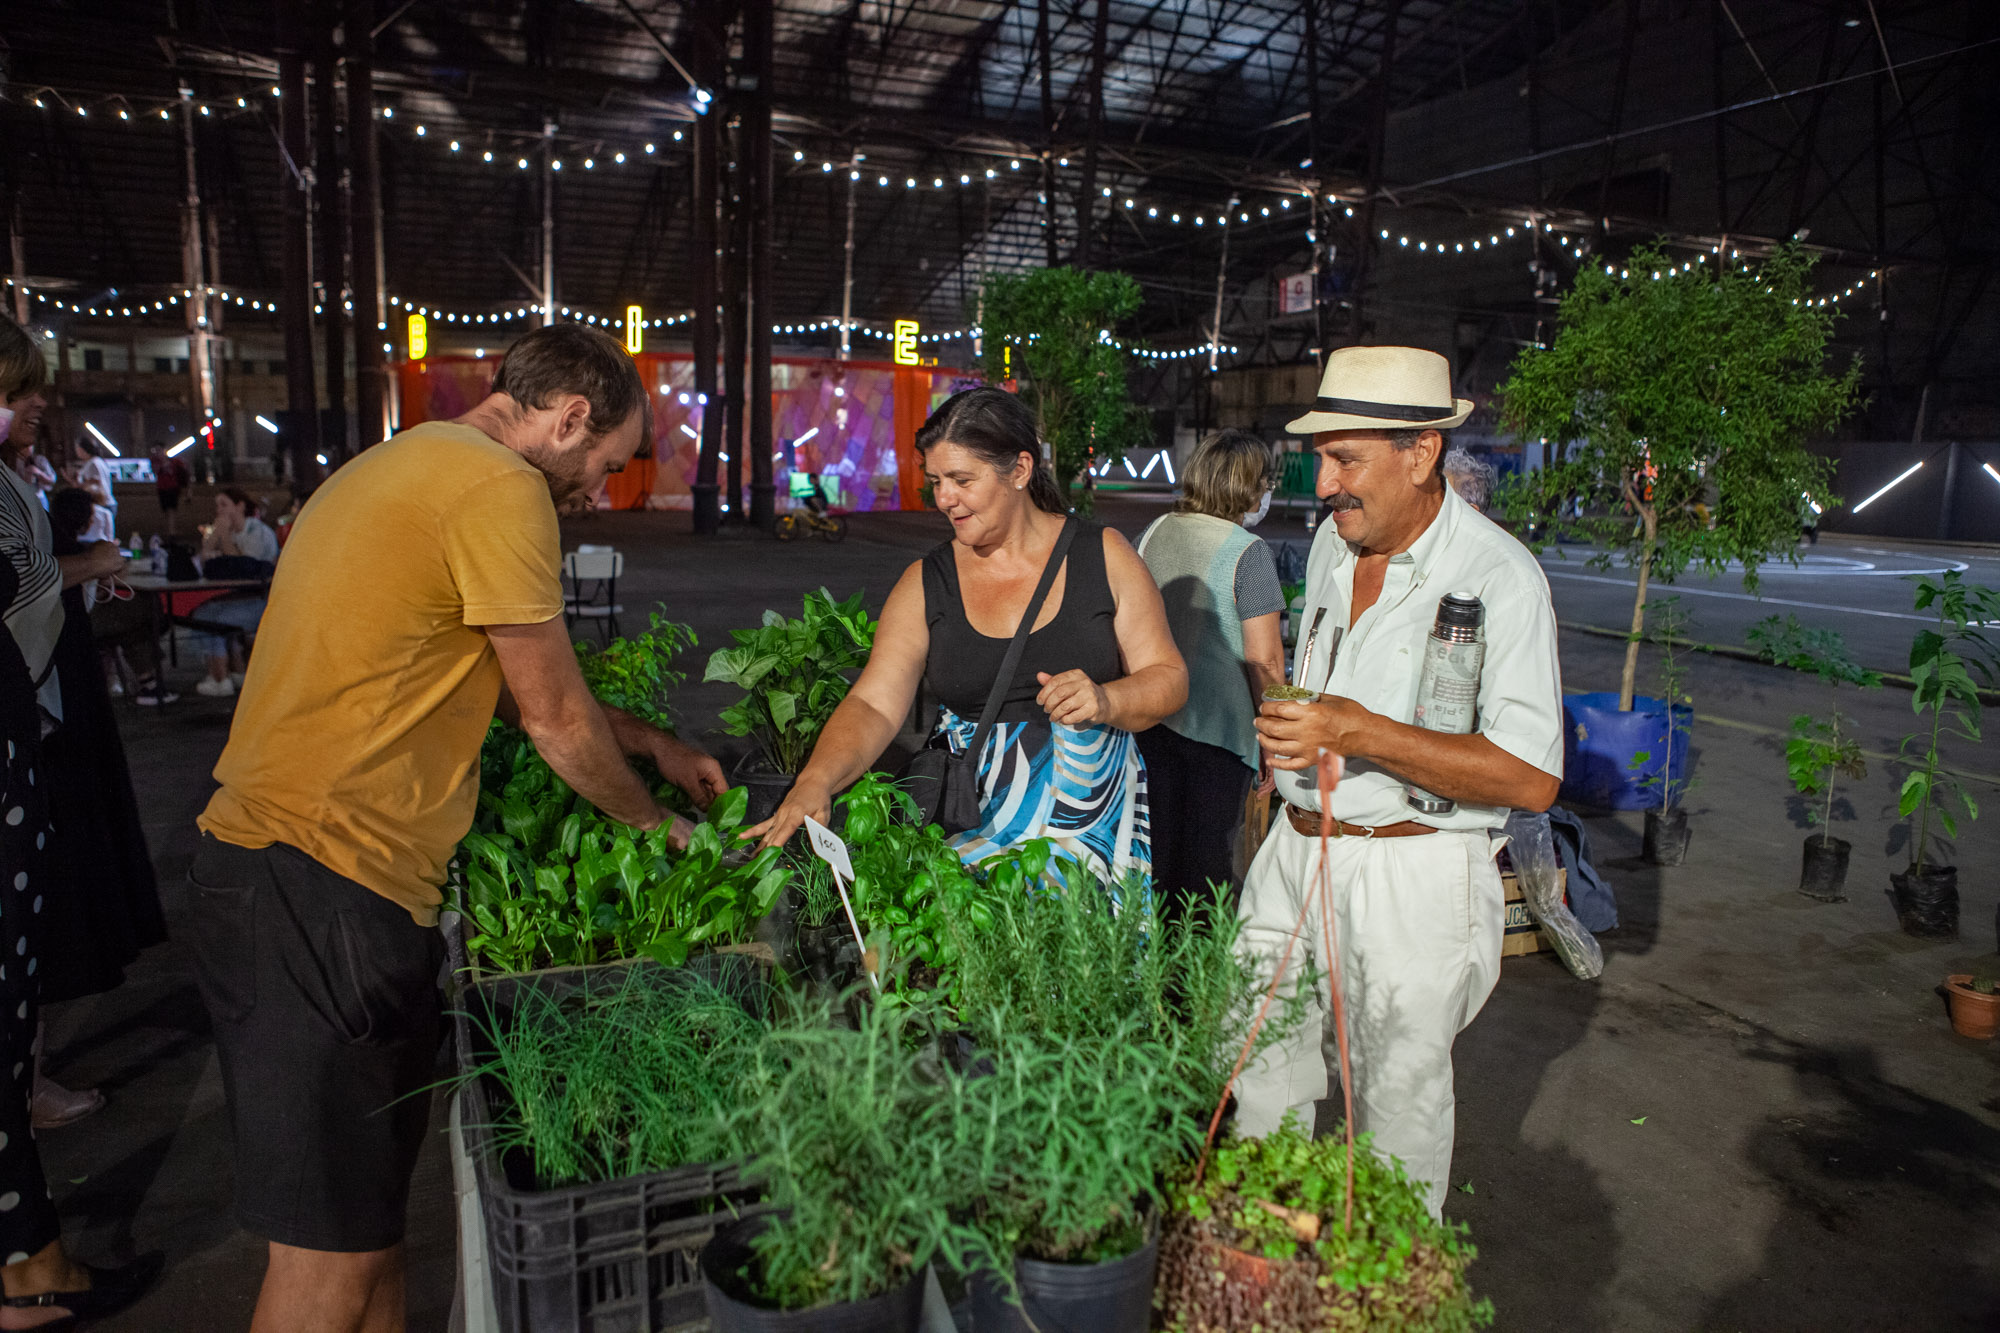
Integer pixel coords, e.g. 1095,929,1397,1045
744,774,833,852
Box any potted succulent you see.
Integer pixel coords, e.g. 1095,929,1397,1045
1891,573,1998,937
1944,975,2000,1041
1748,615,1882,900
1154,1124,1492,1333
703,588,875,824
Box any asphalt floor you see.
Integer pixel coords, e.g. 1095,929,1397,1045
41,493,2000,1331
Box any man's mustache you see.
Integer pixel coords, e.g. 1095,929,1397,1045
1326,495,1363,511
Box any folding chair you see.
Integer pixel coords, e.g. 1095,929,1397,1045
563,546,625,640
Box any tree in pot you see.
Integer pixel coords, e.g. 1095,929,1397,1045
1747,615,1882,901
704,587,876,824
1891,572,1998,937
1628,598,1697,865
1154,1124,1492,1333
977,266,1153,516
1496,242,1859,799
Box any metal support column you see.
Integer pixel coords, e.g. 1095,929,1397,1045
1207,198,1235,374
1075,0,1110,270
276,0,320,485
839,161,856,360
179,89,218,477
312,2,348,460
346,0,386,446
541,120,557,327
7,200,24,325
745,0,775,530
690,10,722,534
721,118,748,521
1038,0,1059,268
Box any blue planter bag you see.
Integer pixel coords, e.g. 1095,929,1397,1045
1559,692,1691,811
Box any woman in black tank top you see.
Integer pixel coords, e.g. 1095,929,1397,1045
748,388,1188,892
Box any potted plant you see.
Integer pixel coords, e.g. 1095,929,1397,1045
703,588,875,824
1154,1124,1492,1333
1892,572,1998,937
1626,598,1697,864
978,266,1153,515
1944,974,2000,1041
1497,241,1860,807
1747,615,1882,900
700,1000,1005,1333
939,869,1279,1332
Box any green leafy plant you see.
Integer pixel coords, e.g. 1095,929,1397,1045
1972,975,1997,996
1496,241,1861,710
978,266,1152,513
1626,597,1698,812
455,966,765,1188
1899,573,1999,873
1748,615,1882,833
573,608,696,732
1157,1124,1492,1333
455,783,789,973
704,588,875,775
715,998,1009,1311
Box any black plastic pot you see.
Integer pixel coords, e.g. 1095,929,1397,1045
733,754,796,829
1890,865,1958,938
797,920,860,991
1798,834,1851,902
1643,807,1691,867
701,1217,925,1333
968,1223,1160,1333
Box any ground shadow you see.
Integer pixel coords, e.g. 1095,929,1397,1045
1699,1035,2000,1331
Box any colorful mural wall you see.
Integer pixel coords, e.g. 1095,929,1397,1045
393,354,978,512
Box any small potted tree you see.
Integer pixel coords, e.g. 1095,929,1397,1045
1498,241,1859,808
1944,975,2000,1041
978,266,1153,515
1747,615,1882,900
1892,573,1998,937
1629,598,1697,864
703,588,875,824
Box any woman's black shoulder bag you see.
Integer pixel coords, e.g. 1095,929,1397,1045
904,517,1078,833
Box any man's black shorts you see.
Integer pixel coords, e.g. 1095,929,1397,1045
188,834,444,1252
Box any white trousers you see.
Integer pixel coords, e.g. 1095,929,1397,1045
1232,819,1504,1218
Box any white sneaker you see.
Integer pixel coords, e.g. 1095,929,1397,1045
196,676,237,698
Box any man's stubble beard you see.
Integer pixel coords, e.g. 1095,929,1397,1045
518,439,592,507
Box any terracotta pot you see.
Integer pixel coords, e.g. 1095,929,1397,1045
1201,1238,1280,1296
1944,975,2000,1041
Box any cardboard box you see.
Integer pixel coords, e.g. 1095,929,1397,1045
1501,870,1566,958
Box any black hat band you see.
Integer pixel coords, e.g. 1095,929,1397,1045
1313,394,1457,421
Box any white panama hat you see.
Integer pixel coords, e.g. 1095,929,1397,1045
1285,345,1473,435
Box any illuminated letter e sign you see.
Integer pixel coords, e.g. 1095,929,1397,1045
893,319,919,366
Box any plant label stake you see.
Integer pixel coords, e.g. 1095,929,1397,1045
803,815,879,992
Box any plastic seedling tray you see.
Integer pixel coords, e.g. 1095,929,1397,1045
447,928,770,1333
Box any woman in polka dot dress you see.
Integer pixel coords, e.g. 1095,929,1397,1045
1,321,160,1324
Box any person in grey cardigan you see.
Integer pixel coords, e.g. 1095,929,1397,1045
1134,430,1289,924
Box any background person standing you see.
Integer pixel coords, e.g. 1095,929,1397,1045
190,325,726,1333
1134,429,1288,923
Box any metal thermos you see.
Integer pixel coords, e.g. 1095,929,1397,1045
1406,593,1485,815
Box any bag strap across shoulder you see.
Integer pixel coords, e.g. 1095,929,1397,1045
967,516,1078,757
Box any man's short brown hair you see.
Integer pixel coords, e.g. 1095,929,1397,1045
490,324,652,456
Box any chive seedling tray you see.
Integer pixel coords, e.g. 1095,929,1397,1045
448,929,771,1333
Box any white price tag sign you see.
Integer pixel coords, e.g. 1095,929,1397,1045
802,816,854,880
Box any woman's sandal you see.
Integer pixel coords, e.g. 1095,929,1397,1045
1,1253,163,1330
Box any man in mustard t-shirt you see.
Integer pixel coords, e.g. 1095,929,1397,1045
190,325,725,1333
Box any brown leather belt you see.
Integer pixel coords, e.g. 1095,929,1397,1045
1284,802,1438,840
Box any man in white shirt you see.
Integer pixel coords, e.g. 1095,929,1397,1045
1241,345,1564,1217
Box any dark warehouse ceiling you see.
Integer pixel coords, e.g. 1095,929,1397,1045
2,1,1995,428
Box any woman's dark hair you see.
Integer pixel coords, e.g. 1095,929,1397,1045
219,486,261,516
0,315,46,404
48,487,96,546
913,387,1065,514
